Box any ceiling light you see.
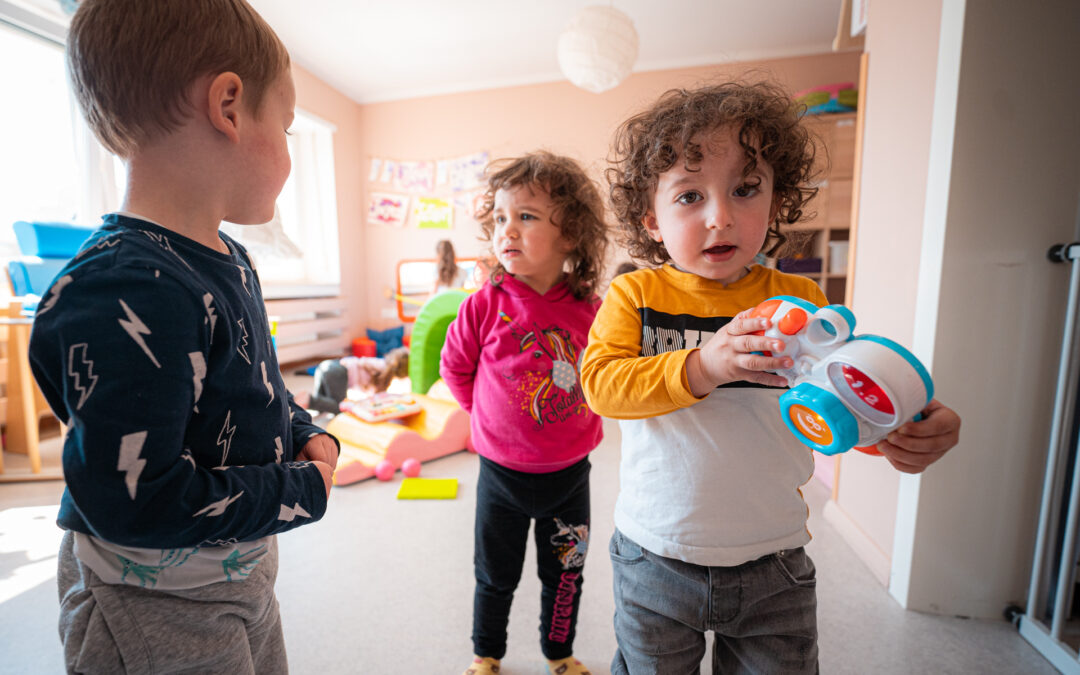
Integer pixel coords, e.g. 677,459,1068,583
556,5,639,94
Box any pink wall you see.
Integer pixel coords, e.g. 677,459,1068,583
355,52,860,330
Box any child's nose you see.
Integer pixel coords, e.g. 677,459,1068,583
706,198,732,229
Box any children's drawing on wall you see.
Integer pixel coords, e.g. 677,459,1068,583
371,151,489,190
414,196,453,229
394,160,436,193
367,192,410,227
378,160,397,184
453,188,485,222
448,151,489,192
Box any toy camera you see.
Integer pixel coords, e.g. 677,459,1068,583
751,296,934,456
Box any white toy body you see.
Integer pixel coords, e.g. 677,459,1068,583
751,296,934,455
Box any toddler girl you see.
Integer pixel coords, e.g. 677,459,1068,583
441,151,608,675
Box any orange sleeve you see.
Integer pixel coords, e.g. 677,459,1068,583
580,280,705,420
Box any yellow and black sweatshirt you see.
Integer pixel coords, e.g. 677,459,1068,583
581,264,828,566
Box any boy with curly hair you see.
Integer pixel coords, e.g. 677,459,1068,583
29,1,338,672
580,81,961,673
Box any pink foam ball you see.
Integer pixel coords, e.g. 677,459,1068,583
374,460,395,481
401,458,421,478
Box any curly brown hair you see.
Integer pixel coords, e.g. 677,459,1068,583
477,151,608,299
607,80,820,265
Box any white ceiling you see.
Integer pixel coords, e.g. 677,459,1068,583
249,0,845,104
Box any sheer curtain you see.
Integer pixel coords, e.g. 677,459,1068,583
221,109,341,298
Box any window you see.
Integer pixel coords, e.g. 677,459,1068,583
2,1,342,301
0,19,82,263
221,110,341,298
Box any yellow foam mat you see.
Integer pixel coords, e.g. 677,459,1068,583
396,478,458,500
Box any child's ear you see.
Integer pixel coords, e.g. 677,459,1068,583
642,212,663,242
769,195,781,225
207,72,244,144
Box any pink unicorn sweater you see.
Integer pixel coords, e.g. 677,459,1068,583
440,274,603,473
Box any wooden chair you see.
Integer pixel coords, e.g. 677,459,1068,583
0,300,56,478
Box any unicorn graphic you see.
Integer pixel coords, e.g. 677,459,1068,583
499,311,588,428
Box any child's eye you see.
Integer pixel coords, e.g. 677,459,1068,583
285,129,294,137
734,181,761,198
494,215,507,225
676,191,702,205
521,213,536,221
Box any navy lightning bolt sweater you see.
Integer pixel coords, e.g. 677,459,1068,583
29,214,335,548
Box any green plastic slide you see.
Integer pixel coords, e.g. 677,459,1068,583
409,290,467,394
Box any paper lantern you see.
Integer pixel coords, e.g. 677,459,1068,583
557,5,639,94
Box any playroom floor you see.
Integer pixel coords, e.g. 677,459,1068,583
0,371,1059,674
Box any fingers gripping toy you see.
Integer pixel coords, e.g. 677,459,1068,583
750,296,934,456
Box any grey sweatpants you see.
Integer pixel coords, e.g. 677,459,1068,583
57,531,287,674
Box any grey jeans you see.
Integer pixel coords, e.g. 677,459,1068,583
609,528,818,674
57,531,287,674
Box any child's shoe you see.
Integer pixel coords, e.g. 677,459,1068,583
546,656,591,675
462,655,500,675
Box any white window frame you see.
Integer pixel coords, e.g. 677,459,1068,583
224,108,342,299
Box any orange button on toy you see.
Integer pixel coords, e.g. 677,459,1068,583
789,404,833,445
778,307,808,336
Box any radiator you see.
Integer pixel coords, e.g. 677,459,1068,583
266,296,349,367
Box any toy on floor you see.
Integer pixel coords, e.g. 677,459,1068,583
341,392,422,423
401,458,422,477
298,347,409,415
374,459,395,481
327,393,472,486
750,296,934,456
396,477,458,500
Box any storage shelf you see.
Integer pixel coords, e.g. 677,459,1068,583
779,112,857,305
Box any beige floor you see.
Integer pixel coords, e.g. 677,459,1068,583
0,373,1059,674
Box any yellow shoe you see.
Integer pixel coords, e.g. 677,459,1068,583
546,656,591,675
462,655,501,675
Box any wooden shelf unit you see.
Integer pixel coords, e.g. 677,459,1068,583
768,111,857,305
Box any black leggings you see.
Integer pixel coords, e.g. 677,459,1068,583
472,455,591,660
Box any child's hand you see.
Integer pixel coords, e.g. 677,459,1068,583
686,310,793,397
297,434,339,472
311,460,333,498
875,399,961,473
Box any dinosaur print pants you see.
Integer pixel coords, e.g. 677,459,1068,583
57,531,286,674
